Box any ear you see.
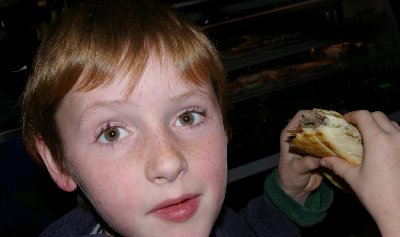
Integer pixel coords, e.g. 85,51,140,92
35,137,77,192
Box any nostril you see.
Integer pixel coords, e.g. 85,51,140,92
154,176,168,184
145,150,188,183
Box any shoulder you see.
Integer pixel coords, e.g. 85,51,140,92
212,197,301,237
39,207,106,237
211,205,252,237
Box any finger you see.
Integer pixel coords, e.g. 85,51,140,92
393,121,400,129
294,156,321,175
371,111,400,133
305,173,323,192
344,110,382,137
280,110,308,149
320,156,356,182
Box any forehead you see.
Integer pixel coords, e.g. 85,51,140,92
73,42,214,97
67,55,214,106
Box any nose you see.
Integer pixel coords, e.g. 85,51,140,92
145,131,187,184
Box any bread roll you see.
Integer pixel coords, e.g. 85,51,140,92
289,108,363,165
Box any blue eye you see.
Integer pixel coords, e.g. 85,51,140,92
98,125,129,143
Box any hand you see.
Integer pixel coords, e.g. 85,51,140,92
278,110,323,205
321,110,400,237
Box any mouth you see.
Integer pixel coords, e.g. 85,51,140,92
150,194,200,222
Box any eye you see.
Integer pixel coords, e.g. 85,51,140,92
97,124,130,143
175,109,206,127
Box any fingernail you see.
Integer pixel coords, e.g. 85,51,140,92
320,159,327,167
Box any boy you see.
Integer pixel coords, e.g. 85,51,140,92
21,0,400,236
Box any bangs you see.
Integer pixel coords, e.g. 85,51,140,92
73,1,224,97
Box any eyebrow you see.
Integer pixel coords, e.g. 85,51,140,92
77,100,124,129
76,88,213,128
170,89,212,103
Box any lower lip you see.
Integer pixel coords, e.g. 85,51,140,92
152,196,199,222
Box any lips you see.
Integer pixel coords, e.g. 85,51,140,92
150,195,200,222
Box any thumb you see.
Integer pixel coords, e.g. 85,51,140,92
320,156,356,181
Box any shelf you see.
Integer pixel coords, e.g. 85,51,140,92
222,37,342,72
228,49,399,104
196,0,342,30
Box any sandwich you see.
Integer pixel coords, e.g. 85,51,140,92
288,108,363,165
288,109,364,191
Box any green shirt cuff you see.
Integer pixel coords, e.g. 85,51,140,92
264,168,333,227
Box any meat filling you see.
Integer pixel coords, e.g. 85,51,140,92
299,110,326,128
287,110,326,141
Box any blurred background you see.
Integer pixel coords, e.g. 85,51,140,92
1,0,399,236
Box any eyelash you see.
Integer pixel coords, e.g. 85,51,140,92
176,106,208,128
95,122,128,143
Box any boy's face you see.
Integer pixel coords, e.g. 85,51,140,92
50,56,228,236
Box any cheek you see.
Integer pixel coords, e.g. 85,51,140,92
203,137,228,213
65,148,141,208
194,131,228,192
203,139,227,176
69,159,146,229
